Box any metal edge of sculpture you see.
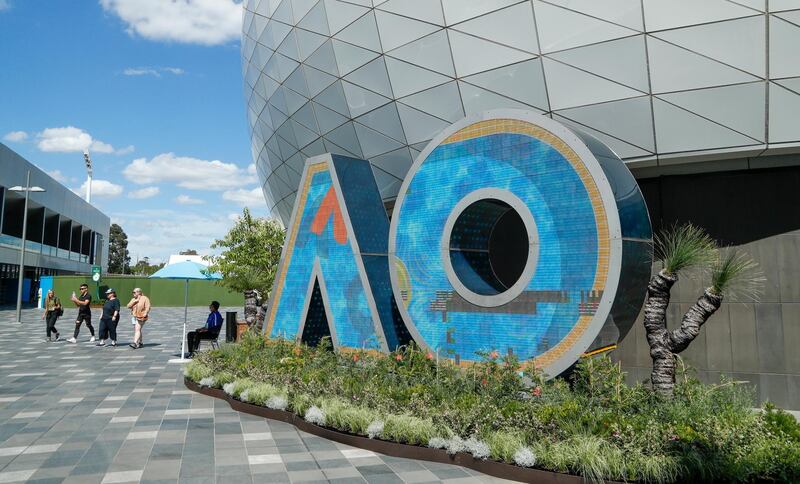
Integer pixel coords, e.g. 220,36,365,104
264,110,652,377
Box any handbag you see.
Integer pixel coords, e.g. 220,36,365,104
55,307,64,317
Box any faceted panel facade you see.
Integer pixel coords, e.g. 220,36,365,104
242,0,800,224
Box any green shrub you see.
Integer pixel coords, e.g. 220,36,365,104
193,339,799,483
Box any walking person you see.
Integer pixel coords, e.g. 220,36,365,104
96,288,120,347
126,288,151,349
67,284,95,343
187,301,223,357
42,289,62,342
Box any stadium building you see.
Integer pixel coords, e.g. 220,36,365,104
0,143,110,305
241,0,800,409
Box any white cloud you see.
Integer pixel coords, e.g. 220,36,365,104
116,145,135,155
77,179,124,198
3,131,27,142
128,186,159,199
222,187,265,207
247,163,257,174
123,66,185,77
47,170,69,184
123,153,256,190
176,194,204,205
100,0,243,46
35,126,133,155
113,209,237,262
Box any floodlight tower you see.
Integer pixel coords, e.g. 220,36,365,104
83,150,93,203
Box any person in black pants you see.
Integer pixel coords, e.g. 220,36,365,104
187,301,223,356
42,289,62,342
68,284,95,343
97,288,121,347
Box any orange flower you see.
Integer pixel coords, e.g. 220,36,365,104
395,354,403,361
353,354,359,362
481,378,488,386
426,352,434,360
489,350,499,360
292,347,301,356
532,386,542,397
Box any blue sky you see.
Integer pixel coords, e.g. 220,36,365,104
0,0,265,263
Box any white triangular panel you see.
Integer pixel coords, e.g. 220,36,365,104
375,10,440,51
542,0,643,31
305,40,339,76
548,35,649,92
462,59,549,111
298,0,330,35
542,58,642,110
344,57,393,97
554,96,655,151
355,102,406,142
451,2,539,54
294,28,328,61
652,98,758,153
387,30,455,77
553,114,652,158
658,82,766,141
768,83,800,143
399,82,465,123
647,37,757,93
449,31,534,77
441,0,522,25
653,16,765,77
332,39,380,75
342,81,391,117
458,81,542,117
385,57,451,98
775,77,800,94
336,11,382,51
354,123,406,157
396,103,450,144
377,0,445,26
534,1,638,53
324,0,369,34
769,16,800,79
371,147,415,179
643,0,757,32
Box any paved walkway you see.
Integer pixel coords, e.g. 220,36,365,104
0,307,511,484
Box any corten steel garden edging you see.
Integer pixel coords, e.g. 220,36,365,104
185,378,622,484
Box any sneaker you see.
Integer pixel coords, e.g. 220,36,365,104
96,340,106,347
129,343,137,349
54,333,60,341
67,337,77,343
89,336,96,343
136,342,143,349
111,341,117,347
45,337,52,343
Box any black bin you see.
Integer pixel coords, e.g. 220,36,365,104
225,312,237,343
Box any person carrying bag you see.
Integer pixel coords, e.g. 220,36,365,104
42,289,62,342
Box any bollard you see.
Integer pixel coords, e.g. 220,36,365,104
225,312,237,343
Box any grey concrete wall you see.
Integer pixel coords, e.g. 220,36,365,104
615,164,800,410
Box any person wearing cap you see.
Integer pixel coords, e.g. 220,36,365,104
96,288,121,347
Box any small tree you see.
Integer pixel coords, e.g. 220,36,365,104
206,208,285,329
108,223,131,274
644,224,763,397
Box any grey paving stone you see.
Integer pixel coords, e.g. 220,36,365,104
0,308,510,484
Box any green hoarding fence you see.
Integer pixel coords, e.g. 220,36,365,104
48,275,243,307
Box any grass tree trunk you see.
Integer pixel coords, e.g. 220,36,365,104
243,289,258,327
643,270,723,396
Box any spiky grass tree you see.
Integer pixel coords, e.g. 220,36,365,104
644,225,762,397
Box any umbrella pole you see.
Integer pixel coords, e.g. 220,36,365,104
182,279,188,360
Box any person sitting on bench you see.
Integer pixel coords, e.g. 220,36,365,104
187,301,223,356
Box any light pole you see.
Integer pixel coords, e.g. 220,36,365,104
10,170,45,324
83,150,93,203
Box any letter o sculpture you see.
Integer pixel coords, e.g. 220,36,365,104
388,110,652,377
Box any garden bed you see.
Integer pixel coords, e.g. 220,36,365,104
184,377,605,483
184,333,800,483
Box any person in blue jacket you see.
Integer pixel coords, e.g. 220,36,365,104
187,301,223,356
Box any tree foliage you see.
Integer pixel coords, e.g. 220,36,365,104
108,223,131,274
131,257,165,276
206,208,286,295
179,249,198,255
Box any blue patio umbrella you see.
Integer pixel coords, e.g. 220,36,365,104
150,261,222,362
